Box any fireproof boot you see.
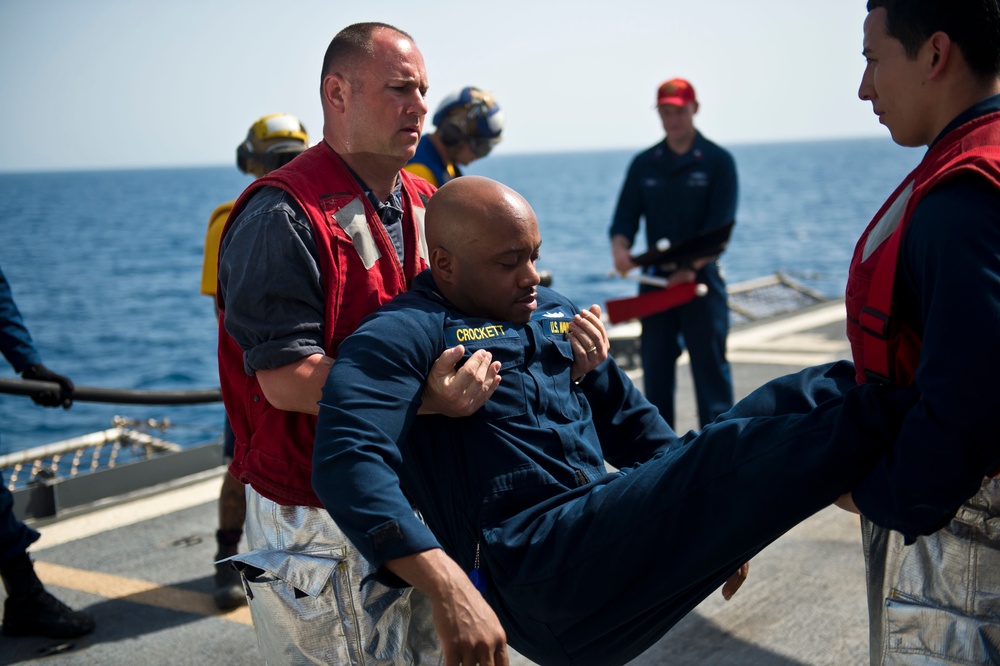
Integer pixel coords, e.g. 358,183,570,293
213,530,246,611
1,552,95,638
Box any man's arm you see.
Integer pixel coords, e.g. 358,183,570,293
583,354,678,469
313,307,507,662
0,267,74,408
258,347,501,417
419,346,501,416
257,353,334,414
219,189,328,389
313,306,449,562
703,147,738,234
611,235,637,275
609,158,644,275
386,549,508,666
0,266,42,373
567,305,610,381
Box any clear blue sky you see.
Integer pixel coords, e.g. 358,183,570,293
0,1,884,172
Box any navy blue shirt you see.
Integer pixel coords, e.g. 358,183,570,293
852,95,1000,539
610,131,738,279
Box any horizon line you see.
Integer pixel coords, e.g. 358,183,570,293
0,134,905,176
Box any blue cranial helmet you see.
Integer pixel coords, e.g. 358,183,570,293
433,87,505,157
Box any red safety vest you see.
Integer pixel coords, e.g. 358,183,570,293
846,110,1000,386
217,143,435,507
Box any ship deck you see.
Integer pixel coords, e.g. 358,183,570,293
1,297,869,666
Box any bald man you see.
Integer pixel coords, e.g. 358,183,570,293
313,176,918,666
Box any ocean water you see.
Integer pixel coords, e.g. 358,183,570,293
0,138,922,454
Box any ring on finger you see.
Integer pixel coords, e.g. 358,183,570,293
586,345,597,353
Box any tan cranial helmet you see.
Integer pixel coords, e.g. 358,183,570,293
236,113,310,177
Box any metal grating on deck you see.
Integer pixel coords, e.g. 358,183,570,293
1,417,181,492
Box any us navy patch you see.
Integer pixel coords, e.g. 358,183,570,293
533,308,573,339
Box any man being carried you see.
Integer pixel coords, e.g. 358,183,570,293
313,176,918,666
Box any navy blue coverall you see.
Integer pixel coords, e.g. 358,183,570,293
312,270,915,666
610,131,738,428
0,266,43,561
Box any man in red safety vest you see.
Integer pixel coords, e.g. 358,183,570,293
838,2,1000,663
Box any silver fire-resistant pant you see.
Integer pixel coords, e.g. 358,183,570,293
862,476,1000,665
230,486,442,666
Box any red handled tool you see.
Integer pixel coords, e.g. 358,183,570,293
606,281,708,324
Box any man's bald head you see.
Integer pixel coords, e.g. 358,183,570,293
426,176,533,253
426,176,542,323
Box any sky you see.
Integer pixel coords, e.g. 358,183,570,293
0,1,885,173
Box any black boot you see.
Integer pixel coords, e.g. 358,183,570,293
213,530,246,611
1,552,95,639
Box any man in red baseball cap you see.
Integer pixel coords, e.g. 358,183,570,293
610,76,739,430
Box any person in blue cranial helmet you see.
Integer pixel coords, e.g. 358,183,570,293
405,86,505,187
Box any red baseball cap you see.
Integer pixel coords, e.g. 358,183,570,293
656,78,697,107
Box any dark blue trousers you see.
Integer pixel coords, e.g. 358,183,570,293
0,481,39,563
640,276,733,429
485,361,917,666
